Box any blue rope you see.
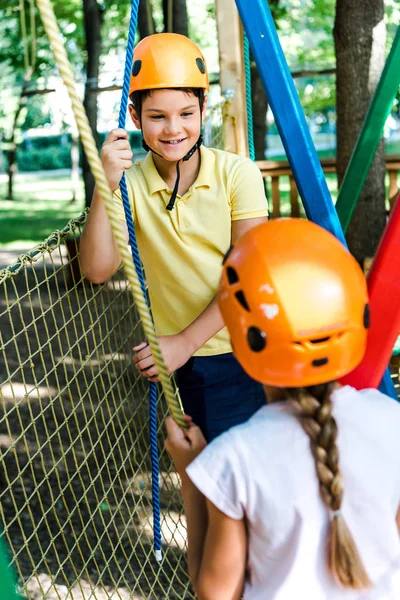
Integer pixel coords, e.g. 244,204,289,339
118,0,162,561
243,31,256,162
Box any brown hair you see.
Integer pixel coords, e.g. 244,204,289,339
130,87,205,116
287,382,372,589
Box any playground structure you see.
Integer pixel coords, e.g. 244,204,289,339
0,0,400,598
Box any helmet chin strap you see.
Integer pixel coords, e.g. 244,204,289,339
141,130,203,211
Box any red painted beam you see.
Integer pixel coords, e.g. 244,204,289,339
341,192,400,389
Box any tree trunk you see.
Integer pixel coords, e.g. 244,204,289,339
334,0,386,264
163,0,188,36
251,62,268,160
82,0,103,208
5,86,28,201
138,0,155,38
70,128,80,204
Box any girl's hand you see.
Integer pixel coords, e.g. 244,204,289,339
101,128,133,191
165,416,207,477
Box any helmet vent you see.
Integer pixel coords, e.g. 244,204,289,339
235,290,250,311
132,60,142,77
309,336,330,344
312,358,328,367
196,58,206,74
247,327,267,352
227,266,239,284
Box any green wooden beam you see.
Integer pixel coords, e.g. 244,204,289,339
0,537,20,600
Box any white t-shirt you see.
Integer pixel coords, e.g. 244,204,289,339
186,386,400,599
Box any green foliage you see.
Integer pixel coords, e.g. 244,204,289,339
271,0,399,119
269,0,288,27
0,0,86,152
101,0,135,55
17,145,72,170
20,95,51,130
296,76,336,116
12,130,143,171
0,0,84,77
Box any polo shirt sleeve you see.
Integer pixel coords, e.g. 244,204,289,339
185,430,246,520
230,158,269,221
112,180,136,222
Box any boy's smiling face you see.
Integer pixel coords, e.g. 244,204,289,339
129,89,207,161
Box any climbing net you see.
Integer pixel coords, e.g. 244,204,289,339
0,217,194,599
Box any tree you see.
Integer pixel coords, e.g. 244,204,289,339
20,95,51,130
138,0,155,37
163,0,189,36
82,0,103,207
334,0,387,264
0,0,84,199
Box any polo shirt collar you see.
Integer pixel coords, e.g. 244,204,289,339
141,152,169,195
194,146,213,190
141,145,214,196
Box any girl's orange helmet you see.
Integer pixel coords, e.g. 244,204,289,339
218,219,369,387
129,33,209,96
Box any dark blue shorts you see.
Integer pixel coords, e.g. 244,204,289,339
175,353,265,441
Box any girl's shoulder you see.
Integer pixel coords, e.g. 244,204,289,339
337,385,400,415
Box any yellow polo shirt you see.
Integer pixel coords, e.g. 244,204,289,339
113,146,268,356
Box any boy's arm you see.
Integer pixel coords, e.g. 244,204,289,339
133,295,222,380
231,215,268,244
133,215,268,380
80,128,132,283
80,187,128,283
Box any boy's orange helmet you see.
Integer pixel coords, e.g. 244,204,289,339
129,33,209,96
218,219,369,387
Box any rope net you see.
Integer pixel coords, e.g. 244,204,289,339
203,98,229,150
0,215,195,599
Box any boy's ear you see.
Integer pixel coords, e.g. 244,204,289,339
201,94,208,119
129,104,141,130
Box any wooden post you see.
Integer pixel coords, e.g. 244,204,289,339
271,176,280,218
289,176,299,217
215,0,249,156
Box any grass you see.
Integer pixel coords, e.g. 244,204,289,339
0,173,85,248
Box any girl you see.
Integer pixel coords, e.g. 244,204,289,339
166,218,400,599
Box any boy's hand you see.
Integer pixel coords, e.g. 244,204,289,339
165,416,207,476
101,128,133,191
133,334,194,382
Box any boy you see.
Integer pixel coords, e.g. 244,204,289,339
80,33,269,441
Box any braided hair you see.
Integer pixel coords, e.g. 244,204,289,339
287,382,372,589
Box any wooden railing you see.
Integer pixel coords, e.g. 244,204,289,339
256,155,400,218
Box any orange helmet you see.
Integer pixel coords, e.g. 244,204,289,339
129,33,209,96
218,219,369,387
